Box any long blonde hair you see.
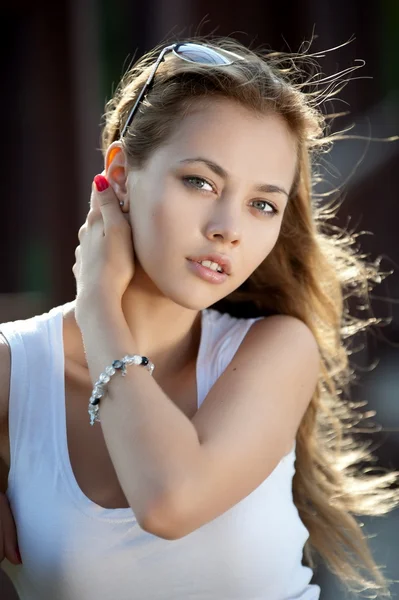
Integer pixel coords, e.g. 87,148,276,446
101,36,399,596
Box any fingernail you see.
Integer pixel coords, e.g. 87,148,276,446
94,174,109,192
16,548,23,564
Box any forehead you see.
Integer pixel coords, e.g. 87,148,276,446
157,97,298,189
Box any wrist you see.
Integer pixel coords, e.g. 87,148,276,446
76,292,123,329
78,301,138,368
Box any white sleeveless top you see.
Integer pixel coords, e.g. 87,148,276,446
1,303,320,599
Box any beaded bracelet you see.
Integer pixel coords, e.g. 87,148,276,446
88,354,155,426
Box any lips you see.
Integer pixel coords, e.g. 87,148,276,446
187,253,232,275
186,259,228,284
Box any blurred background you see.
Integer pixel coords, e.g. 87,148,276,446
1,0,398,598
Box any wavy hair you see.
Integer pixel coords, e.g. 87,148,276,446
100,35,399,596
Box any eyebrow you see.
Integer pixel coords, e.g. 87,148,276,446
178,157,289,197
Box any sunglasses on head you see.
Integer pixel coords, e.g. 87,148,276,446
120,42,242,138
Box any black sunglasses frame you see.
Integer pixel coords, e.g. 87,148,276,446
120,43,239,138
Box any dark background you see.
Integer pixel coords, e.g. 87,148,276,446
1,0,398,598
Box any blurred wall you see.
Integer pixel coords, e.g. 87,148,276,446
2,1,398,598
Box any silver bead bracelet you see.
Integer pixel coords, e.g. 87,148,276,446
88,354,155,426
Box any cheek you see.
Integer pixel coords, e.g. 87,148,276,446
151,192,194,244
152,203,180,243
131,198,184,260
246,223,282,272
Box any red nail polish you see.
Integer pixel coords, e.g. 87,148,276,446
94,175,109,192
16,548,23,564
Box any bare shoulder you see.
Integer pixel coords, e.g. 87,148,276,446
227,312,320,389
192,312,320,452
250,313,319,356
240,312,321,407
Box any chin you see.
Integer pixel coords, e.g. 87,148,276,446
159,279,222,312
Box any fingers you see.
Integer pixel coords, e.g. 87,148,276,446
72,248,81,272
93,175,126,235
89,181,100,211
83,174,127,246
72,245,80,279
89,171,106,211
80,208,102,235
87,209,103,227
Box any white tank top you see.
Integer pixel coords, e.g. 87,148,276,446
1,303,320,599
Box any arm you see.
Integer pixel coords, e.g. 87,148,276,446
79,302,203,531
80,305,319,539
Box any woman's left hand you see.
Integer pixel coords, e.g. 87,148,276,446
73,174,135,324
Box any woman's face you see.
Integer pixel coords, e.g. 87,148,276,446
125,97,297,310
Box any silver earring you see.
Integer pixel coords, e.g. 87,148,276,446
119,201,124,208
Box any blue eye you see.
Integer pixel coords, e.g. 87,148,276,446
182,176,279,217
251,199,279,217
182,176,214,192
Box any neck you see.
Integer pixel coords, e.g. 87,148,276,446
64,275,203,383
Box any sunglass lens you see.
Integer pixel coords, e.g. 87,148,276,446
174,43,233,65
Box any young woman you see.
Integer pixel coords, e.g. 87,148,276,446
0,37,398,600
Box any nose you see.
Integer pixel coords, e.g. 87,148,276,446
205,208,242,246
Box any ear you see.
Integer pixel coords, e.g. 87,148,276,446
104,141,130,208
